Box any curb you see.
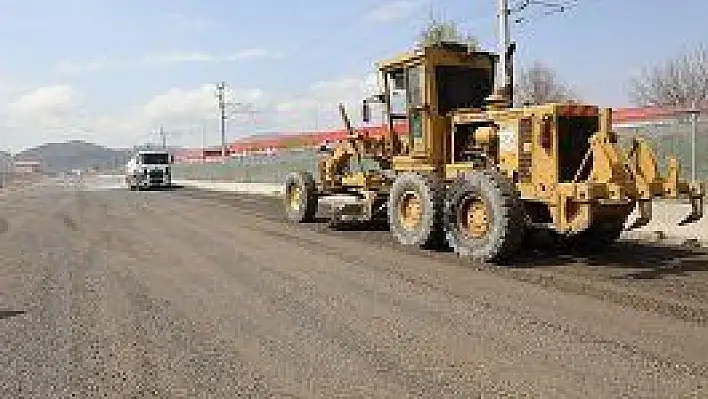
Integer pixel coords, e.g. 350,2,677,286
172,180,285,197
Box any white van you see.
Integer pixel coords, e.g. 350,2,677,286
125,150,173,190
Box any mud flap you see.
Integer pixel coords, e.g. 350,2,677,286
626,200,652,231
679,194,704,226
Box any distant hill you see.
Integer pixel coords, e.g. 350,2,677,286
14,140,132,173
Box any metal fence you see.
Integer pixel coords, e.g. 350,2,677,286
173,117,708,184
615,116,708,182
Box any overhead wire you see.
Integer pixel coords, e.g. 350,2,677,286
221,0,427,137
202,0,398,139
510,0,581,25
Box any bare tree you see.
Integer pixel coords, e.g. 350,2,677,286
629,45,708,108
514,61,576,106
417,18,478,50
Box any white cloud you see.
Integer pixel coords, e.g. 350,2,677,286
56,49,272,74
0,73,383,152
5,84,82,123
364,0,425,23
271,73,382,132
0,84,102,151
141,84,264,123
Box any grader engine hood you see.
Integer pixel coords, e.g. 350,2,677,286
452,104,704,234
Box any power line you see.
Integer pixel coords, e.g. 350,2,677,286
214,81,264,159
510,0,581,24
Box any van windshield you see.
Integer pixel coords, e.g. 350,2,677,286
140,153,170,164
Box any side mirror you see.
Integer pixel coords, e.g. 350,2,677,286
362,101,371,123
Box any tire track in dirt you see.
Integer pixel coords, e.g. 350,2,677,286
34,189,160,397
0,193,80,397
150,196,708,375
97,193,413,397
63,189,285,397
110,189,708,397
169,188,708,325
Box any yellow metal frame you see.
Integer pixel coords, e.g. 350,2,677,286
313,43,705,235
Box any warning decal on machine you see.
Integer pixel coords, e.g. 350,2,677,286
498,127,517,153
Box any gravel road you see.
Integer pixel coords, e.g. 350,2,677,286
1,177,707,398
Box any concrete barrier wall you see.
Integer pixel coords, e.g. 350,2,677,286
173,122,708,184
172,149,322,184
615,120,708,181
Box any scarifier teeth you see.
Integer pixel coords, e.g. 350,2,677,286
626,200,652,231
678,196,704,226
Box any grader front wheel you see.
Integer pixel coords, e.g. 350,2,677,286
445,170,525,264
388,173,444,248
284,171,318,223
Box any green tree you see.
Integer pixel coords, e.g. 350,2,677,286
416,18,478,50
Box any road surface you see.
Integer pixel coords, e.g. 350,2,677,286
1,176,707,398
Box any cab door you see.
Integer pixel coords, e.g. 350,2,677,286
406,64,426,157
386,64,425,157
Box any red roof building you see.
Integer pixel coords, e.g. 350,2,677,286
173,105,705,163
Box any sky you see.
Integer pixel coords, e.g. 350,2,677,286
0,0,706,153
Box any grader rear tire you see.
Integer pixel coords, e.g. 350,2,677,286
284,171,318,223
388,172,445,248
444,170,525,264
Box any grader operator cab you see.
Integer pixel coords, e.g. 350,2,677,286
283,42,705,263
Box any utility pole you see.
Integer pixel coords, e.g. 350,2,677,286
489,0,515,107
159,125,167,149
202,121,207,162
497,0,511,95
689,100,699,182
216,81,227,162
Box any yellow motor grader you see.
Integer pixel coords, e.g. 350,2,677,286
283,42,704,263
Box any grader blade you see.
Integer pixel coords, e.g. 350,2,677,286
679,195,704,226
626,200,652,231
